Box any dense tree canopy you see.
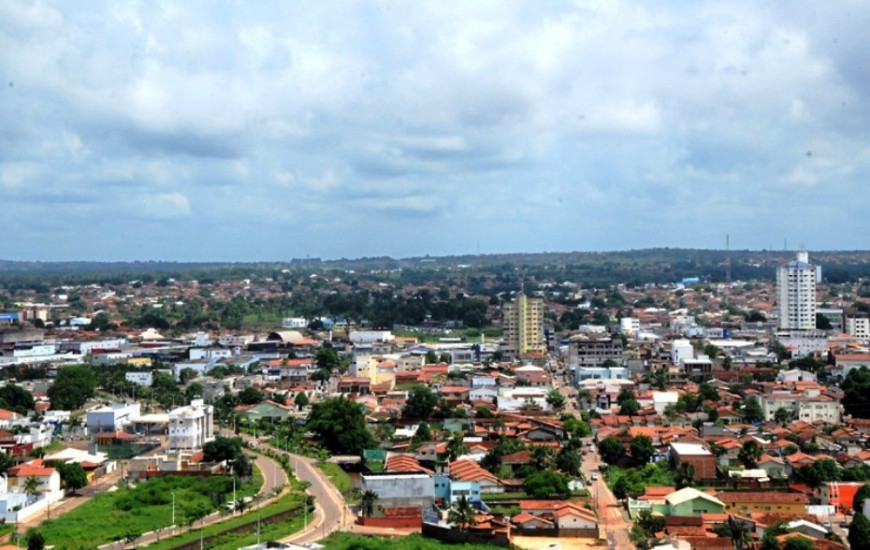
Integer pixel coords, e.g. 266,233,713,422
843,367,870,419
47,365,97,410
403,385,439,419
307,397,374,456
599,437,626,465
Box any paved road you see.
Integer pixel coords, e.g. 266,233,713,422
279,452,353,545
581,443,633,550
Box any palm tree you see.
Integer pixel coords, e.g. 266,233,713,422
23,476,40,504
447,495,477,532
360,490,378,518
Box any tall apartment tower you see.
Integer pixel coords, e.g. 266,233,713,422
776,250,820,330
502,294,546,357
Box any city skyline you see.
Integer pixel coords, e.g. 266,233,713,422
3,2,870,262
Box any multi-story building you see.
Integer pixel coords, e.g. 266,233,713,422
168,398,214,451
845,313,870,341
758,392,841,423
567,334,623,383
502,294,545,358
776,251,819,330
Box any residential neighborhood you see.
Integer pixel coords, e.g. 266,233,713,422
2,250,870,549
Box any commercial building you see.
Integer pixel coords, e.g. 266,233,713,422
502,294,545,358
568,334,623,384
168,398,214,451
776,251,819,330
86,403,141,432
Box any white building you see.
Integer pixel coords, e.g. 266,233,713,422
125,372,153,387
620,317,640,337
349,330,394,344
777,251,820,330
671,339,694,365
189,348,233,361
168,398,214,451
846,315,870,341
281,317,309,329
759,392,841,424
86,403,141,432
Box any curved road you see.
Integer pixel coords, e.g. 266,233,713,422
279,452,353,545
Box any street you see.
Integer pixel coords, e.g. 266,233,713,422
581,442,634,549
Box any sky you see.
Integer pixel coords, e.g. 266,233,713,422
2,1,869,262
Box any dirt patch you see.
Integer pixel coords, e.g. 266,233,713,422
512,535,607,550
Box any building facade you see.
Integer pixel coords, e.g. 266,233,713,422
502,294,545,358
168,398,214,451
776,251,819,330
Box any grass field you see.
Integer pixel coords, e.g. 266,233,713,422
322,533,506,550
142,492,306,550
38,472,263,550
318,462,354,497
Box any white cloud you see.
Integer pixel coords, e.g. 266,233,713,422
0,0,869,260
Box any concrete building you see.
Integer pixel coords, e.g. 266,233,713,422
759,392,841,424
777,251,819,330
502,294,545,358
361,473,435,510
168,398,214,451
566,334,623,374
846,314,870,341
669,443,716,480
86,403,141,432
125,372,153,387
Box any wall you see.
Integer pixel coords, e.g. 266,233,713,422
421,522,511,548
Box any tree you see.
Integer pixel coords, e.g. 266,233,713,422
47,364,97,410
307,397,374,456
620,399,641,416
446,432,468,462
599,437,625,465
184,382,205,402
315,346,341,374
630,435,655,466
774,407,792,425
424,350,439,365
294,391,310,410
843,367,870,419
782,537,814,550
850,511,870,550
617,388,636,405
674,462,695,489
360,490,378,518
23,476,40,502
0,385,35,415
613,476,629,501
698,382,720,402
58,463,88,494
739,441,763,468
704,343,719,359
853,483,870,513
447,495,477,532
555,445,582,476
524,469,569,498
530,445,554,471
403,385,439,419
546,389,566,410
26,532,45,550
412,422,432,445
816,313,833,330
742,397,764,423
238,387,264,405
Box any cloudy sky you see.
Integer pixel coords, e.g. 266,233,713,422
2,1,869,261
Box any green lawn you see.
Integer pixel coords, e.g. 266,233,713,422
142,492,306,550
38,474,263,550
605,463,675,495
322,533,506,550
318,462,354,497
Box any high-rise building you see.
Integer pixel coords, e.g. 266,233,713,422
502,294,545,357
776,251,820,330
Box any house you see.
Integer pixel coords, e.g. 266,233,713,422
662,488,725,516
669,442,717,480
449,460,502,494
716,490,809,515
515,501,598,537
361,473,435,512
8,459,61,497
